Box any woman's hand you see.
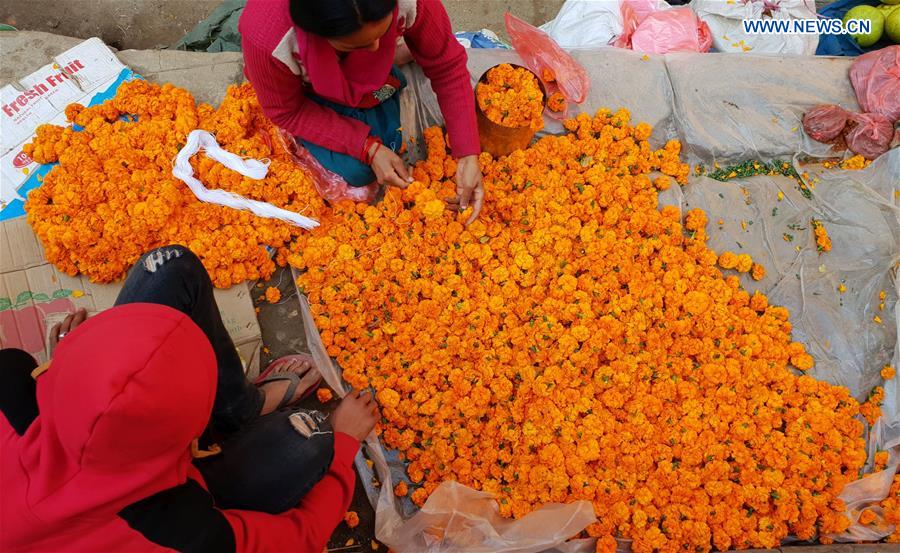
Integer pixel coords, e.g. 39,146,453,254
370,146,412,189
50,308,88,354
449,155,484,225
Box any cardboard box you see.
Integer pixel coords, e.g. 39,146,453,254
0,38,261,371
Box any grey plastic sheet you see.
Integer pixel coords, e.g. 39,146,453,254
665,52,860,163
313,49,900,551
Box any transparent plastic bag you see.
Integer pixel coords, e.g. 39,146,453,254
275,128,379,203
802,104,850,143
850,45,900,123
844,112,895,160
505,11,590,119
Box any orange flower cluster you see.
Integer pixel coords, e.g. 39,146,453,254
860,386,885,425
287,110,869,552
812,219,832,252
23,80,326,287
476,64,544,131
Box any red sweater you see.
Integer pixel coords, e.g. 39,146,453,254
239,0,480,161
1,303,358,553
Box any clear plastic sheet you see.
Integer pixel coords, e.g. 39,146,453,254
665,53,860,163
302,50,900,550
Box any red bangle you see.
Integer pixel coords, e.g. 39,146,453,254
363,136,382,164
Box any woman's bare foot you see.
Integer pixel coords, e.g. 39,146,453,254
258,356,320,415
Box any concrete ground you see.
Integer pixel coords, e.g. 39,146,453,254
0,0,564,50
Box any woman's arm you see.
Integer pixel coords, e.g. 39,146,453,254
241,38,372,161
403,0,480,159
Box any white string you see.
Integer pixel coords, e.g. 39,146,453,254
172,130,320,229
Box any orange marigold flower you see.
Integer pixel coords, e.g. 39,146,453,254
882,366,896,380
596,535,617,553
858,509,877,525
874,451,889,471
316,388,333,403
547,92,566,113
735,254,753,273
394,481,409,497
718,251,738,270
265,286,281,304
751,263,766,281
344,511,359,528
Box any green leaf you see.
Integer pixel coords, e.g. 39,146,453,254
0,297,11,311
15,291,33,304
52,289,72,299
32,293,50,302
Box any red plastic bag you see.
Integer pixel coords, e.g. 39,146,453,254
615,0,712,53
802,104,851,143
849,46,900,123
505,11,590,117
275,128,379,203
843,112,894,160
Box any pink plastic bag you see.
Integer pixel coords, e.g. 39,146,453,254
802,104,851,143
505,11,590,118
843,112,894,160
849,46,900,123
615,0,712,53
275,128,379,203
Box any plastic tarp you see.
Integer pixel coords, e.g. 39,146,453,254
665,52,860,163
305,47,900,551
174,0,245,53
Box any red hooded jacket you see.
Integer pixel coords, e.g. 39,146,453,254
1,303,359,552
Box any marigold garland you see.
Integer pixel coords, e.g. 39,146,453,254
23,80,326,288
476,64,544,131
286,109,871,552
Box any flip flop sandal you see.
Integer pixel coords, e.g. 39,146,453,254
255,354,322,410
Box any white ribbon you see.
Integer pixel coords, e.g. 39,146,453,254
172,130,319,229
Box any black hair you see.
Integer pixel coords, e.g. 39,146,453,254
289,0,397,38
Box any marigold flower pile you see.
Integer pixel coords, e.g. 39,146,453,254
22,80,890,551
286,111,873,552
23,80,326,287
476,64,544,131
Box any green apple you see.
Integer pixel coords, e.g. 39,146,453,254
887,8,900,42
844,5,885,47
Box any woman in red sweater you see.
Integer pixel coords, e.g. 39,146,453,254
240,0,484,223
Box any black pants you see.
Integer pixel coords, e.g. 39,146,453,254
1,245,333,514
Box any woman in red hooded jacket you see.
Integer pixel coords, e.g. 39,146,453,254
1,245,377,552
